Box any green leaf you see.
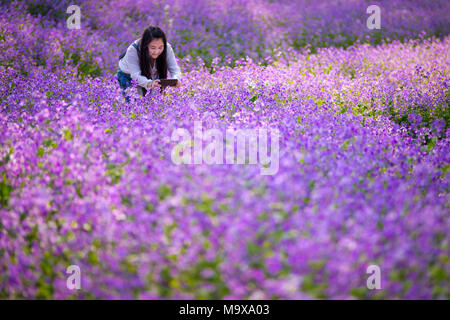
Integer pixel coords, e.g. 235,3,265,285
37,146,45,157
63,129,73,141
88,251,99,265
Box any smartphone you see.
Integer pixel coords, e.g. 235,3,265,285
158,79,178,87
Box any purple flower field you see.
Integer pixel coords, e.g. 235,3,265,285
0,1,449,299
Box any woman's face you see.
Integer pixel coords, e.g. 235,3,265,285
147,38,164,60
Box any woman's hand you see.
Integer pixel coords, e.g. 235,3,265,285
175,80,181,88
147,80,161,89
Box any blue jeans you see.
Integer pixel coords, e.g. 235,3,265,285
117,68,132,102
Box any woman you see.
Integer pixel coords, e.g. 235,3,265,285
117,26,181,99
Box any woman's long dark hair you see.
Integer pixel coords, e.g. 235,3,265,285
139,26,168,81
